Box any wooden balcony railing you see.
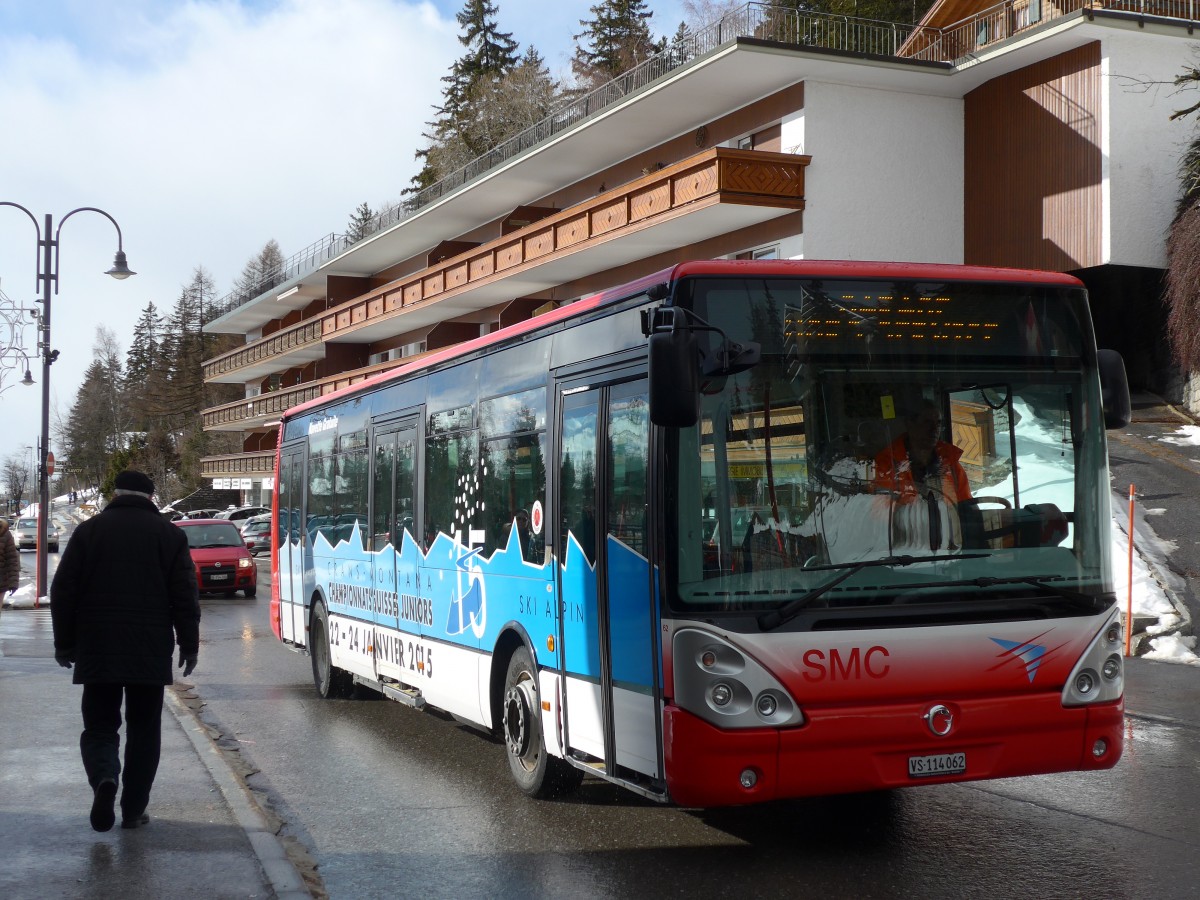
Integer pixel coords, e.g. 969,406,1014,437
200,451,277,479
202,355,421,430
202,147,808,383
203,318,324,382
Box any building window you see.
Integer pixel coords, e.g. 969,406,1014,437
737,135,754,150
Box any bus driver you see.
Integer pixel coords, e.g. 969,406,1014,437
873,399,972,503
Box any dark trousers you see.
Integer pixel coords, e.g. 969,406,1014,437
80,683,165,818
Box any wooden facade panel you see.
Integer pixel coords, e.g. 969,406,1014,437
674,166,718,204
323,317,338,335
630,184,670,222
556,215,589,248
496,242,523,271
964,42,1102,270
722,160,804,198
423,271,445,296
469,255,495,279
445,262,469,289
591,200,628,235
403,283,422,305
336,311,352,330
368,298,384,318
524,227,554,260
351,304,366,324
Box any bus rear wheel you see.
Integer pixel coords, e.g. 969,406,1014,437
311,602,354,699
502,646,582,798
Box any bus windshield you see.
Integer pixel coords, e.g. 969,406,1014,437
668,275,1113,619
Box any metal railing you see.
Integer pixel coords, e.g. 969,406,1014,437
210,0,1196,320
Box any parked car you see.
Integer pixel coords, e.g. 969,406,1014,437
240,514,272,556
174,519,257,597
215,506,270,522
184,508,223,519
13,516,60,553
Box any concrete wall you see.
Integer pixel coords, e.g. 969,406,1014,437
1104,30,1194,269
784,80,963,264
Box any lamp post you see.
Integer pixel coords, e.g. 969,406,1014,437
0,202,134,601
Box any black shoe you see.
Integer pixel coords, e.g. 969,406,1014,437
90,779,117,832
121,812,150,829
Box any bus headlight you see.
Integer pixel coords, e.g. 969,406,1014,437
674,629,803,728
1102,655,1121,681
1062,609,1124,707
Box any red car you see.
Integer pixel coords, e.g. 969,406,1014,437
175,519,258,597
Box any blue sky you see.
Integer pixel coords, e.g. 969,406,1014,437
0,0,687,471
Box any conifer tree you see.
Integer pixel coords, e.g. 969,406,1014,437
408,0,521,191
345,202,377,244
572,0,659,90
124,302,162,427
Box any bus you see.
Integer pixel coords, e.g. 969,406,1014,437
269,259,1131,806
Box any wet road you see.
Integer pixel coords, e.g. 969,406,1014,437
188,568,1200,899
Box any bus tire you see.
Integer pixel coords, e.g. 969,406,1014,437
311,602,354,699
502,646,583,798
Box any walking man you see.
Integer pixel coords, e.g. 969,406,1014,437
51,470,200,832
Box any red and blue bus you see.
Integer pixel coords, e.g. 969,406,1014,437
270,259,1131,805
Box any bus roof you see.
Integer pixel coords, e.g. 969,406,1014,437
282,259,1084,421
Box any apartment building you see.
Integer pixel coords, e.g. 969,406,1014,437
200,0,1195,501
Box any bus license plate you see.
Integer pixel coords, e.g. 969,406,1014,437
908,752,966,778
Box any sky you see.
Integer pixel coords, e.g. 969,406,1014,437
0,0,689,468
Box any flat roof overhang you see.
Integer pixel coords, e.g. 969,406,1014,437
208,14,1150,338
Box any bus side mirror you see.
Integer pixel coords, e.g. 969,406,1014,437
649,321,700,427
1097,349,1131,429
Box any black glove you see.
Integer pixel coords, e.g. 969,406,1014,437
55,652,74,669
178,653,197,677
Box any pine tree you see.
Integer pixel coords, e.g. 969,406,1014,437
124,302,162,427
572,0,659,90
408,0,521,191
345,202,377,244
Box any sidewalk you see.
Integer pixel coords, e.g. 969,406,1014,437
0,607,309,900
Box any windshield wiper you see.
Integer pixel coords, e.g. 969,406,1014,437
884,574,1105,612
757,553,987,631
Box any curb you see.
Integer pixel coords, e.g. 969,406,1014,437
165,687,312,899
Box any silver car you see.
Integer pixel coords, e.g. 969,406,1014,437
13,517,60,553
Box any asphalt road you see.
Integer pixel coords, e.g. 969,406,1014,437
186,561,1200,900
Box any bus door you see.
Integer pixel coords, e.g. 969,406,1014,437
557,372,662,782
370,418,419,676
277,443,308,644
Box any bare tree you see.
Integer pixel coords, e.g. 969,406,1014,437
3,452,30,513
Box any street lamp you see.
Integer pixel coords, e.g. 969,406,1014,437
0,202,135,601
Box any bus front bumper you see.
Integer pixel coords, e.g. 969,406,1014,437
662,695,1124,808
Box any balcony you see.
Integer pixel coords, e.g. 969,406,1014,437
203,356,422,431
200,450,277,480
204,319,325,385
203,147,809,384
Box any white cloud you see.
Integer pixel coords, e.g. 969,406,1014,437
0,0,687,470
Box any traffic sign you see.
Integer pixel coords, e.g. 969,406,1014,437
46,452,55,477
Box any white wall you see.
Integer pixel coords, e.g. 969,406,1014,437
1104,31,1194,269
784,81,963,264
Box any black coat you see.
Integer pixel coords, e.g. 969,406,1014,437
51,494,200,685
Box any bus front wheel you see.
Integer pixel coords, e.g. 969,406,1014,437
502,646,582,798
311,602,354,699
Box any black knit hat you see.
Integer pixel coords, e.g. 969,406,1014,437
114,470,155,496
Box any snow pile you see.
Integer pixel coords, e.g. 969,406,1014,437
2,583,44,610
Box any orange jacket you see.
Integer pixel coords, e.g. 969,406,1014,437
874,435,972,503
